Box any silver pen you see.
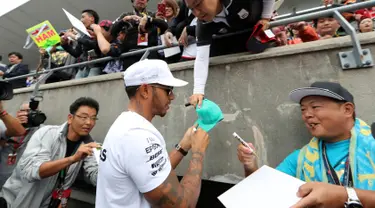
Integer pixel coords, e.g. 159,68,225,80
233,132,258,158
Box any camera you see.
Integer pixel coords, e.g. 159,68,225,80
0,81,13,101
24,97,47,128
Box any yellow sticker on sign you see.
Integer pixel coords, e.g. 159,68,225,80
26,20,60,49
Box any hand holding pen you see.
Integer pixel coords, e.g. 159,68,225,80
235,132,259,176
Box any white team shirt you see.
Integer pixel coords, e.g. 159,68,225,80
95,111,172,208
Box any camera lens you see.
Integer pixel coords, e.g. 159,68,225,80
31,113,47,126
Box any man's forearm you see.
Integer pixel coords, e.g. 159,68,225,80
169,139,191,170
39,156,75,179
330,188,375,208
193,45,210,95
148,151,205,208
356,189,375,208
0,113,26,137
96,33,111,55
179,151,205,207
169,149,184,170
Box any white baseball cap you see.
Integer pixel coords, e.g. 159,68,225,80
123,59,188,87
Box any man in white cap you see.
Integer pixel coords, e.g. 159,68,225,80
96,59,210,208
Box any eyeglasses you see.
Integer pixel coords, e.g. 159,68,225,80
74,114,99,122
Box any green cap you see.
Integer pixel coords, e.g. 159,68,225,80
195,99,224,132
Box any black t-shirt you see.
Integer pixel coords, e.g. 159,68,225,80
65,139,80,157
196,0,262,46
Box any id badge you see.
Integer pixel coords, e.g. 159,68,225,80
137,33,148,46
52,188,72,199
60,188,72,208
51,188,72,208
7,153,17,165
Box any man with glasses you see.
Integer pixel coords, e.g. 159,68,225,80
96,59,211,208
0,102,42,190
0,97,100,208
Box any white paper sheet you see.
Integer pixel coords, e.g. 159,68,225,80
218,165,305,208
160,34,181,58
62,8,91,37
0,0,30,17
93,148,101,163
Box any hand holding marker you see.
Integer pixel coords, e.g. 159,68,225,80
233,132,258,158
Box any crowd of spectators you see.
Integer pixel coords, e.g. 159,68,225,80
0,0,374,89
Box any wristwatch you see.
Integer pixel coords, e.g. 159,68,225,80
345,187,363,208
175,144,188,156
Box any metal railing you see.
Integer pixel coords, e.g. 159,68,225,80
4,0,375,83
273,4,342,20
214,0,375,38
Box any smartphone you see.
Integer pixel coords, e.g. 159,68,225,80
157,3,166,17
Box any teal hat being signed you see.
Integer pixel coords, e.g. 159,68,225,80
195,99,224,132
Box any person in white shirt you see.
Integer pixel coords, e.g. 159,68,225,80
96,59,210,208
186,0,275,107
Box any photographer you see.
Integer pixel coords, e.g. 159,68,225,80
0,103,26,145
0,102,43,189
111,0,170,68
0,97,100,208
0,82,26,148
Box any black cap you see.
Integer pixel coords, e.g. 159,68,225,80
0,81,14,100
289,81,354,104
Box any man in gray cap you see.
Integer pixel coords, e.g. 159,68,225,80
237,81,375,208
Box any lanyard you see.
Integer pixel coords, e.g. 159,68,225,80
12,130,30,153
57,142,81,189
322,143,353,187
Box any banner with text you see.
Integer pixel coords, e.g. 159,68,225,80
26,20,60,49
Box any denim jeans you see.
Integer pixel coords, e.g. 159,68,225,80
75,67,101,79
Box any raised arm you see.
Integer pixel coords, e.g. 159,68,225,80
0,101,26,137
144,129,209,208
189,20,213,108
91,24,111,55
